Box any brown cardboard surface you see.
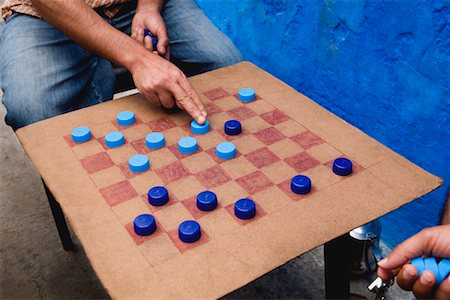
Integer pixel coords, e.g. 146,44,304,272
16,62,442,299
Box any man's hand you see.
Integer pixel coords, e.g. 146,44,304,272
131,1,169,58
130,53,207,123
377,225,450,299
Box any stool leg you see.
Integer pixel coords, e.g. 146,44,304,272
43,181,75,251
324,233,351,299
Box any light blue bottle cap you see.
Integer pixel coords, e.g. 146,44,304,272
424,257,439,281
190,120,210,135
437,259,450,285
238,88,256,102
216,142,236,160
145,132,165,149
71,126,91,143
128,154,150,173
178,137,198,154
411,257,426,276
105,131,125,148
117,111,135,126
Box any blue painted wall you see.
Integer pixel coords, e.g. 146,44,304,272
196,0,450,247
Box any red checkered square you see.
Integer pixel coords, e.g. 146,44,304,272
235,170,273,195
147,117,177,132
155,161,191,184
203,87,230,100
254,127,286,145
100,180,138,206
244,147,280,168
80,152,114,173
277,179,317,201
167,228,210,253
284,151,321,173
195,166,232,188
259,109,290,125
112,117,143,131
125,221,164,246
117,161,140,179
224,202,267,226
130,139,150,154
291,131,325,150
204,102,223,115
227,106,257,120
181,196,221,220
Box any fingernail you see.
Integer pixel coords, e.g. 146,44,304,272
404,268,414,280
420,273,433,285
378,257,388,266
198,115,206,124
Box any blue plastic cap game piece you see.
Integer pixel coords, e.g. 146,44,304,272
411,257,426,276
178,220,201,243
117,111,135,126
333,157,353,176
424,257,440,281
71,126,91,143
224,120,242,136
145,132,165,149
216,142,237,160
144,29,158,52
234,198,256,220
133,214,157,236
238,88,256,102
128,154,150,173
196,191,218,211
291,175,312,194
178,137,198,154
105,131,125,148
437,259,450,285
148,186,169,206
190,120,210,135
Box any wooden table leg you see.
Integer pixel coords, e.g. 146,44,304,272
43,181,75,251
324,233,351,299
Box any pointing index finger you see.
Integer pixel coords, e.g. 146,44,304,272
170,82,206,124
177,76,207,117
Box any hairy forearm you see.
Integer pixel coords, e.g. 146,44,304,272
31,0,149,72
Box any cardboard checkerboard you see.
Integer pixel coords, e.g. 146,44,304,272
16,62,441,299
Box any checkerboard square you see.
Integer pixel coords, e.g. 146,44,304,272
130,139,150,154
129,171,164,195
277,180,317,201
89,166,125,189
244,147,280,169
219,156,257,179
147,117,177,132
181,196,222,220
198,209,240,239
232,135,265,154
261,160,297,184
140,234,180,267
302,165,343,190
164,127,190,146
153,202,195,231
125,221,164,246
167,228,210,253
259,109,290,125
214,97,244,111
155,161,191,184
122,124,151,142
274,119,307,137
254,127,286,145
224,202,267,226
90,122,117,138
112,116,143,131
181,152,217,174
195,131,224,150
268,139,304,159
81,152,114,173
168,176,205,200
203,87,230,100
227,106,257,120
72,139,105,159
195,166,232,189
252,186,291,213
235,170,273,195
118,161,140,179
245,99,275,114
241,116,271,133
291,131,325,150
204,102,223,115
284,151,321,173
148,148,177,169
306,143,342,163
106,144,138,164
100,180,138,206
208,111,233,127
210,181,249,207
112,196,149,225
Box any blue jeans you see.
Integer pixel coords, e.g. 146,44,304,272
0,0,242,130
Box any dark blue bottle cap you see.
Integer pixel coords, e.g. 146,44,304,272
291,175,312,194
178,220,201,243
148,186,169,206
234,198,256,220
333,157,353,176
144,29,158,51
196,191,218,211
224,120,242,136
133,214,157,236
